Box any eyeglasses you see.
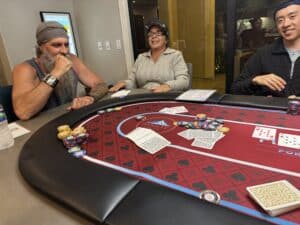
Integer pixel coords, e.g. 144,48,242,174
49,42,69,48
147,31,163,37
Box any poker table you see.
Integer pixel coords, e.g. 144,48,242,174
19,92,300,225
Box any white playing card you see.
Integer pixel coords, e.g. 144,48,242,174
278,133,300,149
126,127,170,154
192,138,215,150
252,126,277,141
159,106,188,114
177,129,194,140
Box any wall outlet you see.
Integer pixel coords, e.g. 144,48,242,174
105,41,111,50
116,39,122,49
97,41,103,50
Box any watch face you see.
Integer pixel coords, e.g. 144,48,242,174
44,75,58,88
48,76,57,84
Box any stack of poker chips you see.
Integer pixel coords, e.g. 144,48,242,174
287,96,300,115
57,125,88,158
174,113,229,133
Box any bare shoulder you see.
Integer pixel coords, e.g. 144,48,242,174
13,62,36,77
12,61,39,87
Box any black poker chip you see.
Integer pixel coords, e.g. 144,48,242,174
199,190,221,204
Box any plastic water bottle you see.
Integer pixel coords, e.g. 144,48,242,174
0,104,14,150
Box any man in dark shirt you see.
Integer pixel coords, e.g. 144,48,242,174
231,0,300,97
240,17,266,49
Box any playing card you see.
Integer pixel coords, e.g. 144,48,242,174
278,133,300,149
159,106,188,114
252,126,276,141
247,180,300,216
177,129,194,140
192,138,215,150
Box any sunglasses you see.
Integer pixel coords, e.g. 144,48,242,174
49,42,69,48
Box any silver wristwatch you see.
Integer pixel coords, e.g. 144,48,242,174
42,74,59,88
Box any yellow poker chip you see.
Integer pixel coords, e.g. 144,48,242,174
71,126,87,136
114,107,122,111
199,190,221,204
173,121,178,126
217,126,230,133
57,125,71,133
196,113,206,119
57,130,71,140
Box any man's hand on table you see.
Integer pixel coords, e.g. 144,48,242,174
67,96,94,110
252,74,286,92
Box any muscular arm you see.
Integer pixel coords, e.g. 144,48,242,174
12,55,73,120
70,55,108,101
12,63,54,120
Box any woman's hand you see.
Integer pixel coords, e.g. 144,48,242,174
151,84,171,93
109,81,126,92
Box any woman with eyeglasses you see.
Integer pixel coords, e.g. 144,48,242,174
109,20,189,93
12,21,108,120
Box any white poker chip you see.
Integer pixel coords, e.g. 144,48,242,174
135,115,145,120
199,190,221,204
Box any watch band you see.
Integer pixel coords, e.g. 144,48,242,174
42,74,59,88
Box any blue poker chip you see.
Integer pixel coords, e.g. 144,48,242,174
72,149,86,158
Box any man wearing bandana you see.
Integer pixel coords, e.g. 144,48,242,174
12,21,108,120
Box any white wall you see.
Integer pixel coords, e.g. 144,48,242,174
73,0,128,85
0,0,129,85
0,0,78,68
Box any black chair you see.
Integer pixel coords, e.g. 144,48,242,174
0,85,18,122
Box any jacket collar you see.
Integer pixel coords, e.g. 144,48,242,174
143,47,175,57
271,38,289,54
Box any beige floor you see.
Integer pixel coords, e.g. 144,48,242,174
192,73,226,94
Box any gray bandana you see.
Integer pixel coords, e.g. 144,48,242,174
36,21,68,45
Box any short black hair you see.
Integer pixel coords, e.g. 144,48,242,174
249,17,262,25
273,0,300,19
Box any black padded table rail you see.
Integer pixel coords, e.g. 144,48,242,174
19,93,289,225
220,94,288,110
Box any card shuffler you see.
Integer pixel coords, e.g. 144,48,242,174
246,180,300,216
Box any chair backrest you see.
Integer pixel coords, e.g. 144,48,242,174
0,85,18,122
186,63,193,89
